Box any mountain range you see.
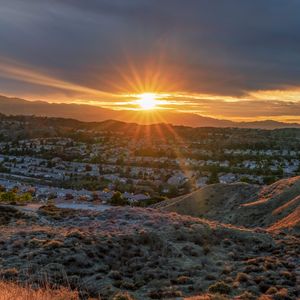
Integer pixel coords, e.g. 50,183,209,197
0,94,300,129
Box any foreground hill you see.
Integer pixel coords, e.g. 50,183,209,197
155,177,300,232
0,205,298,299
1,94,300,129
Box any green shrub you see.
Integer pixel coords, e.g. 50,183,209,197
0,191,17,203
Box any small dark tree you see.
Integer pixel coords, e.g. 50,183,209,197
85,164,92,172
207,169,219,184
110,191,128,206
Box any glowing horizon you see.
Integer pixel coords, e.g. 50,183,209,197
1,1,300,123
1,57,300,123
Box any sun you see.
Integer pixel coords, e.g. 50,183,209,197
137,93,157,110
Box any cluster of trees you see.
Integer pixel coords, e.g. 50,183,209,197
0,190,33,204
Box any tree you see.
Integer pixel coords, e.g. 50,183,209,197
240,176,250,183
263,175,277,185
1,191,17,203
85,164,92,172
168,185,179,197
207,169,219,184
19,192,33,203
65,193,74,200
92,192,99,201
110,191,128,206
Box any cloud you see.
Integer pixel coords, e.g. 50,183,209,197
160,92,300,120
199,99,300,118
0,58,116,99
0,0,300,120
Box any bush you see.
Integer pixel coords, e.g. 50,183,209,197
112,291,135,300
110,192,128,206
0,191,33,204
266,287,278,295
208,281,231,294
207,169,219,184
236,272,249,282
0,191,17,203
19,192,33,203
236,291,256,300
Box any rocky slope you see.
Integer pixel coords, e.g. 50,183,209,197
0,205,299,299
155,176,300,232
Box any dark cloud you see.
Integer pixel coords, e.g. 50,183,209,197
0,0,300,97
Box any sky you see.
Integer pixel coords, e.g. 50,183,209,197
1,0,300,122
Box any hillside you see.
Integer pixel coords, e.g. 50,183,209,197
0,205,298,299
155,176,300,232
1,95,300,129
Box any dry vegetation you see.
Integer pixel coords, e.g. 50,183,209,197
0,199,299,299
0,281,79,300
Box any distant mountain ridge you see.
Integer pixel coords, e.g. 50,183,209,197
0,94,299,129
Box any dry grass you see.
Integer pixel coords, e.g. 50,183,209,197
0,281,79,300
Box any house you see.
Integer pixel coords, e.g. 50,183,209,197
196,177,208,188
219,173,237,184
167,173,188,187
127,193,150,203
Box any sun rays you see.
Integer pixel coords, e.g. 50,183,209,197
137,93,158,110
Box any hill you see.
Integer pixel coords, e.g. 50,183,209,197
1,94,300,129
0,205,298,299
155,176,300,232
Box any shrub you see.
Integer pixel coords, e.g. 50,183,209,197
109,270,122,280
171,275,192,285
110,192,128,206
0,268,19,279
236,291,256,300
0,191,17,203
149,289,182,299
203,245,210,255
112,291,135,300
236,272,249,283
273,288,289,300
208,281,231,294
266,287,278,295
